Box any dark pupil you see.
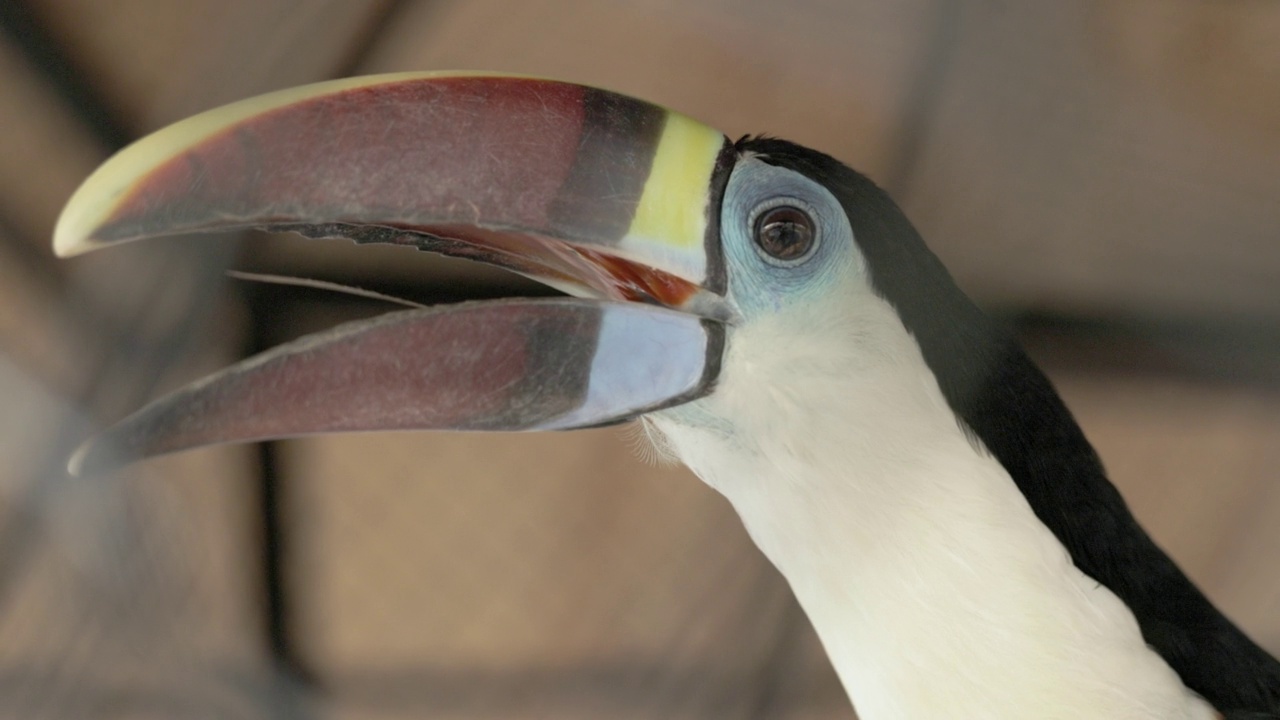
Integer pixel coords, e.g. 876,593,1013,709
754,206,814,260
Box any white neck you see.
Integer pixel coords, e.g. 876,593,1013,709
650,296,1216,720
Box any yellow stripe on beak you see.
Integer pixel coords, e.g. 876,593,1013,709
620,112,727,284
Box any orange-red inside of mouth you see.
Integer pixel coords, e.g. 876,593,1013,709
385,224,703,308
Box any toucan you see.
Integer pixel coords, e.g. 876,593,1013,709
54,73,1279,719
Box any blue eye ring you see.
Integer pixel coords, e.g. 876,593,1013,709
749,197,821,267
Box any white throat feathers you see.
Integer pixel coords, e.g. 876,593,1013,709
648,288,1216,720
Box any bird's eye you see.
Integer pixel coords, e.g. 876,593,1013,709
753,205,816,263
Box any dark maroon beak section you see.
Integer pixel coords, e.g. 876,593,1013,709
70,299,722,477
100,78,644,242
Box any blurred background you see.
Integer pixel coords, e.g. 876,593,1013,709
1,1,1278,718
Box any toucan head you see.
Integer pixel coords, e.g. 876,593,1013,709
56,72,932,475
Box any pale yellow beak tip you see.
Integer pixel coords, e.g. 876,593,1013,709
52,170,118,258
52,218,94,258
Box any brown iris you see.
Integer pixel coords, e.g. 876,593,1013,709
753,205,815,262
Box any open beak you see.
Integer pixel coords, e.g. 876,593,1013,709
55,72,736,475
